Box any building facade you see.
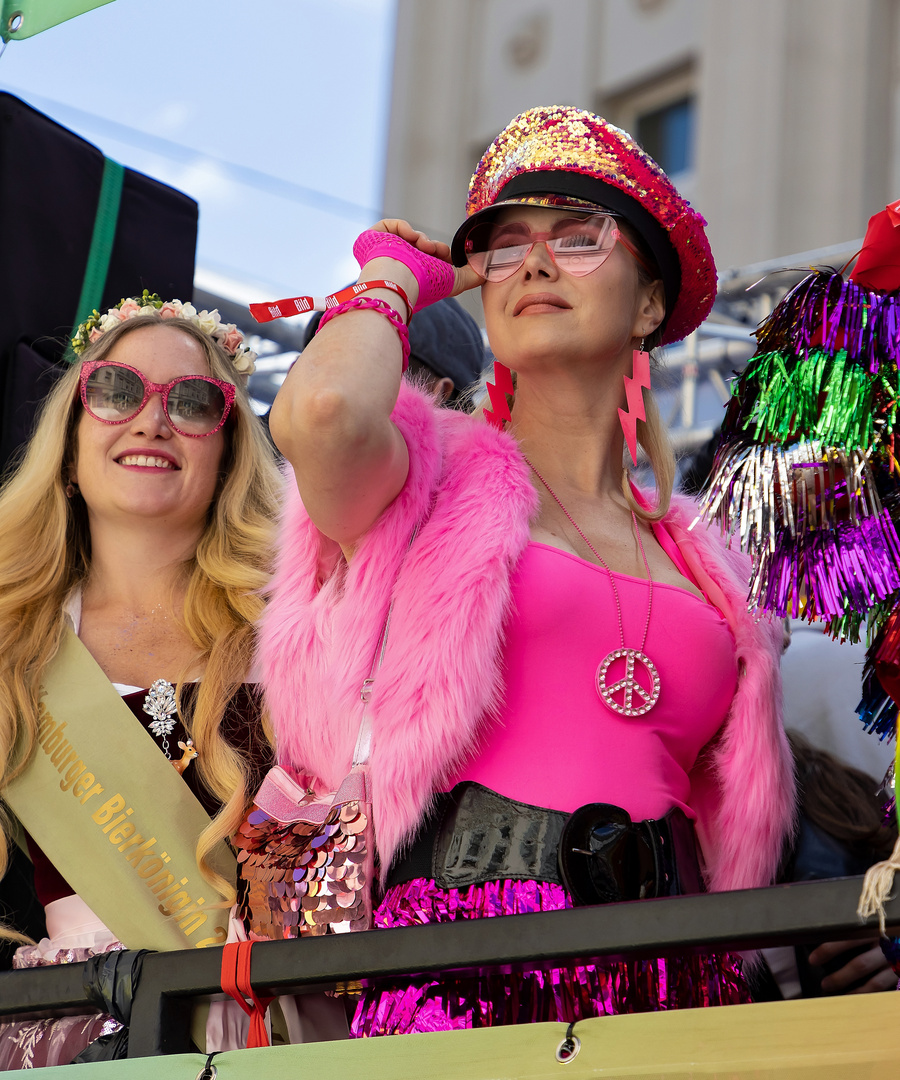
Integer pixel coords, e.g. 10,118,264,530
384,0,898,271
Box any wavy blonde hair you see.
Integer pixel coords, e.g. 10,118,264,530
0,315,281,922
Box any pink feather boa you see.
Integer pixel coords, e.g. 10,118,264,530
259,384,794,892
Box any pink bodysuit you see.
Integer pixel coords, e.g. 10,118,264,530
454,523,738,822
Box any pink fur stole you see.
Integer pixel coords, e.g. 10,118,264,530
260,384,794,890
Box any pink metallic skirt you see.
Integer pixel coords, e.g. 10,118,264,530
350,878,749,1037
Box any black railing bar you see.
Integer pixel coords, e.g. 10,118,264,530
140,877,900,1000
0,878,894,1051
0,963,95,1022
128,877,900,1056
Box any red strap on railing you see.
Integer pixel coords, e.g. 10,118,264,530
220,941,275,1049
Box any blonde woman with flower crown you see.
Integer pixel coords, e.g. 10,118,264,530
0,296,282,1067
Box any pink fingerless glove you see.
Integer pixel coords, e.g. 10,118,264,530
353,230,455,314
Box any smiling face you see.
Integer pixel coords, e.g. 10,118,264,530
72,323,227,537
480,205,664,375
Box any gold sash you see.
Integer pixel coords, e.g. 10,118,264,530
4,628,236,951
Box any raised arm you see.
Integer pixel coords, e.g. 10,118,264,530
269,222,479,551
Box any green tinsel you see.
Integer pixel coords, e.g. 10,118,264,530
734,348,898,449
825,596,900,646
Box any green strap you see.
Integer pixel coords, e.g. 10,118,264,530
67,155,124,362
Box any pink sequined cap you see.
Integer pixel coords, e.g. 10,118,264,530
451,105,716,345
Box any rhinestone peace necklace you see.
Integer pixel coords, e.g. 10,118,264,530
526,459,661,717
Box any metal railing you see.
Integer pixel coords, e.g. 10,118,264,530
0,876,895,1059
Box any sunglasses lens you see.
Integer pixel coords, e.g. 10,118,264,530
166,379,227,434
466,223,529,282
83,365,145,421
546,217,618,276
465,215,619,281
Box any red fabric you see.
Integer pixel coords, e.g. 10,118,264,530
220,941,274,1049
849,202,900,292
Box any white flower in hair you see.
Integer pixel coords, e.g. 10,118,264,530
197,310,220,336
232,347,257,375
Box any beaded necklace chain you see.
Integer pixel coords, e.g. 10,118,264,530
526,459,661,717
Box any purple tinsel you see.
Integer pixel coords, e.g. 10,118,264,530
755,271,900,372
350,878,749,1037
750,510,900,618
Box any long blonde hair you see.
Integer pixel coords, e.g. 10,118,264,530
0,315,281,915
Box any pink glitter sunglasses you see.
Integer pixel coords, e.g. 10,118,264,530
465,211,654,282
79,360,235,437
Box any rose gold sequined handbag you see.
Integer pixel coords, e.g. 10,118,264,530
235,592,398,940
235,753,374,939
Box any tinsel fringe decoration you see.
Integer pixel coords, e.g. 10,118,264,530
721,269,900,450
755,269,900,377
857,662,899,741
856,608,900,738
825,595,897,644
700,266,900,623
737,348,897,449
700,440,900,618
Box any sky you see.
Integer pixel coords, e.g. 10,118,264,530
0,0,397,304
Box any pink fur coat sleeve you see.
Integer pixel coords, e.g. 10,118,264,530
259,383,537,873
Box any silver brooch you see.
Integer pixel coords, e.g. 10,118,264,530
143,678,178,757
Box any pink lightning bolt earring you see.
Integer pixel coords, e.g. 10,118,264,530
618,338,651,466
483,361,514,429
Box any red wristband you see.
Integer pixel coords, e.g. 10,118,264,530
249,280,411,324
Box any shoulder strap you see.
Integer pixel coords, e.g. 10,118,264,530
351,522,421,767
66,155,124,362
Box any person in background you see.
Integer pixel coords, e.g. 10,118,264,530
754,731,898,1000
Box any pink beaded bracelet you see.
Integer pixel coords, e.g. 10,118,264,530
316,297,411,371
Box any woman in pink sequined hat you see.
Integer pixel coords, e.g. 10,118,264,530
450,104,716,347
258,105,792,1036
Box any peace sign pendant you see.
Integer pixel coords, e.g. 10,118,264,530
596,649,660,717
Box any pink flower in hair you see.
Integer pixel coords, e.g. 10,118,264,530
159,302,180,319
89,327,103,343
118,299,141,318
220,327,244,355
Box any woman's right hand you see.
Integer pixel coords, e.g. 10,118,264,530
363,219,485,299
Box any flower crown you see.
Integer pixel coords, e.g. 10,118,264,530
71,291,257,376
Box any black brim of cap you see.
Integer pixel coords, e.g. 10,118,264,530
451,170,681,330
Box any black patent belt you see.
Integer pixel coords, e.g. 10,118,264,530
386,781,704,905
